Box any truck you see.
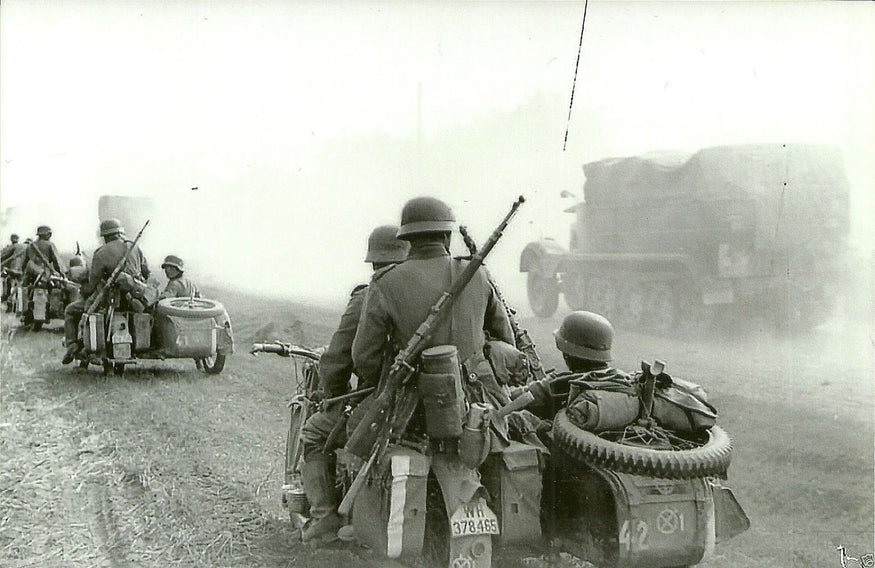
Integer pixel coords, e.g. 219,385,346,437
520,143,850,331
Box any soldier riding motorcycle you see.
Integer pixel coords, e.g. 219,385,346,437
64,219,233,375
252,195,749,568
18,226,78,330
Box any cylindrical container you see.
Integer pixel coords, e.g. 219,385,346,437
459,402,492,469
418,345,465,439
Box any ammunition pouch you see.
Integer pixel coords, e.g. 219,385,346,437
461,349,511,449
418,345,465,440
484,340,529,387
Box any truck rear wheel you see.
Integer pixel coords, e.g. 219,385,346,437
527,271,559,318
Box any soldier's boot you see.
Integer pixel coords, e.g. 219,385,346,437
62,318,80,364
300,457,342,543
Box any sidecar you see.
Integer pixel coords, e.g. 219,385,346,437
77,296,234,375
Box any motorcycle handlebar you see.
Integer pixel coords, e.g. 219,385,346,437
249,342,321,361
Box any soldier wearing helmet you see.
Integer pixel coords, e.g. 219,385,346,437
524,311,616,419
62,218,151,364
1,234,28,300
353,197,512,385
157,255,199,301
23,225,63,285
554,310,613,372
299,224,409,543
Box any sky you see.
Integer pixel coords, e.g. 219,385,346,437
1,0,872,305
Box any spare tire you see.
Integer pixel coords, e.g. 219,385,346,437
552,408,733,479
156,297,225,319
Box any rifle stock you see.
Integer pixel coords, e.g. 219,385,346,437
341,196,525,510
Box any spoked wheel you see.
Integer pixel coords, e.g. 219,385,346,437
199,353,226,375
527,270,559,318
553,409,733,479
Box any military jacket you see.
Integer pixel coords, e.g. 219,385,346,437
159,275,199,300
24,239,62,274
1,242,28,271
82,238,150,296
318,284,368,398
352,242,513,387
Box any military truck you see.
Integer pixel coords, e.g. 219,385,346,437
520,144,850,331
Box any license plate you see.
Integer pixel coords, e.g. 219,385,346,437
450,499,499,537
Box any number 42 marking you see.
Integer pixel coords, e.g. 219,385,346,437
619,520,649,551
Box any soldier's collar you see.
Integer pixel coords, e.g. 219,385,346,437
407,241,449,260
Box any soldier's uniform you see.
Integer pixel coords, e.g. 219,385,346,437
63,219,150,362
157,255,198,301
23,227,62,285
1,236,27,300
353,243,513,385
299,225,409,543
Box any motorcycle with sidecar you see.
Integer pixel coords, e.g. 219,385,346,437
18,273,78,331
74,287,234,376
252,341,749,568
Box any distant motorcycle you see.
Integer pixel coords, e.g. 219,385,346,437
73,288,234,376
1,267,23,314
20,273,77,331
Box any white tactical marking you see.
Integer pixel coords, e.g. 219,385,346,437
387,455,411,558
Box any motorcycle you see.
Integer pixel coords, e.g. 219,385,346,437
19,273,77,331
74,287,234,376
253,342,749,568
1,267,23,314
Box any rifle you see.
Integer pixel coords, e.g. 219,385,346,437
459,225,547,381
79,220,150,325
339,196,525,515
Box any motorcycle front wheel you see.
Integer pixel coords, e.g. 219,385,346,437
199,353,226,375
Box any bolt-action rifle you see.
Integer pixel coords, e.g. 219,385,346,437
338,196,525,515
459,224,546,381
78,221,150,336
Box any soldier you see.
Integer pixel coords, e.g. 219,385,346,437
353,197,513,386
157,255,199,301
62,218,150,364
350,197,514,538
526,310,615,418
23,225,63,285
1,234,27,300
299,225,409,543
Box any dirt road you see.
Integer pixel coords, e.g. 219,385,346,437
1,288,872,567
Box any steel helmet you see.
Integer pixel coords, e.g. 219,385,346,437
68,255,84,268
99,218,125,237
365,225,410,263
396,197,455,240
24,238,33,244
553,311,613,362
36,225,52,236
10,234,19,242
161,254,184,272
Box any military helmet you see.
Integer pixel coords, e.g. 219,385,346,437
99,218,125,237
24,238,33,244
10,234,19,242
396,197,455,240
365,225,410,263
36,225,52,236
68,255,84,268
553,311,613,362
161,254,184,272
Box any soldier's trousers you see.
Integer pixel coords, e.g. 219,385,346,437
64,300,86,346
301,406,345,462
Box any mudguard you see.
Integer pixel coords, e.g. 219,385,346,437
519,239,568,276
